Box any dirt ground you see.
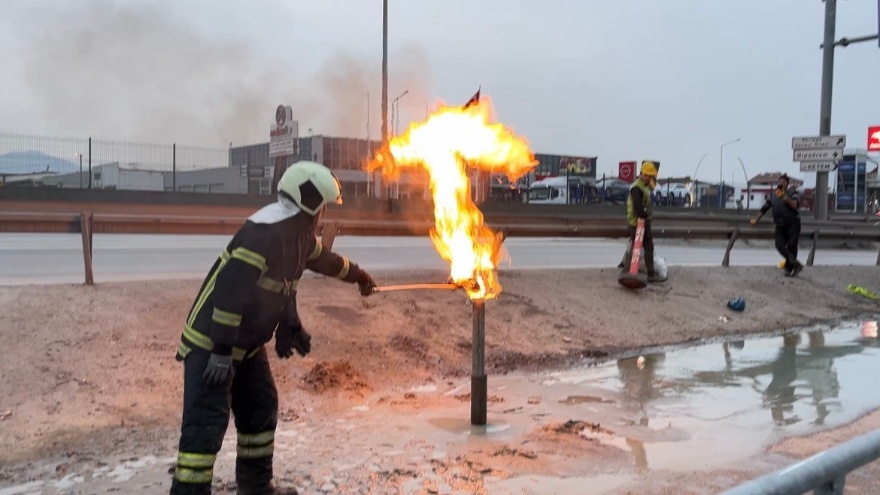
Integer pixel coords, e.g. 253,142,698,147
1,265,879,493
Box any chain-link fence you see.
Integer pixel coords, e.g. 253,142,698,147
0,133,231,192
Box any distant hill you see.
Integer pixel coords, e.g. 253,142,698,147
0,151,79,175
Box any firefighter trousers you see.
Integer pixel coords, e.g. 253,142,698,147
170,346,279,495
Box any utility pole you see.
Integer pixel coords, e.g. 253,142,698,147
815,0,836,221
380,0,389,200
813,0,879,219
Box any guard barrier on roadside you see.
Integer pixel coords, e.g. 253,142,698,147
0,211,878,285
720,428,880,495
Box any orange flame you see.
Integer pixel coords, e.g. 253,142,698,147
368,96,537,300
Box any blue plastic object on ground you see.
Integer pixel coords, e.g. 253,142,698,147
727,297,746,312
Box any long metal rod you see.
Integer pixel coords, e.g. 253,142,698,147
471,299,487,426
372,283,458,293
820,33,879,48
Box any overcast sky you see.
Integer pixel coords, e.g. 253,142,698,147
0,0,878,185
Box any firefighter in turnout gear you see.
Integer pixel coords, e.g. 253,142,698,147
169,161,377,495
622,161,663,283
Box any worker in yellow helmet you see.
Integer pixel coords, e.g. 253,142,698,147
622,161,663,283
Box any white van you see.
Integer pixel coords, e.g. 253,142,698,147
527,177,569,204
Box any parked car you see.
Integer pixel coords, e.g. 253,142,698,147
600,185,630,204
655,183,692,207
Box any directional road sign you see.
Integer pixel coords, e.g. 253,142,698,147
792,148,843,162
791,135,846,150
799,161,837,173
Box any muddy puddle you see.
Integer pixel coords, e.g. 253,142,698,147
3,320,879,494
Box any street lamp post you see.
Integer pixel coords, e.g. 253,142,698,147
386,89,409,200
736,157,750,209
719,138,741,208
693,153,709,207
392,89,409,136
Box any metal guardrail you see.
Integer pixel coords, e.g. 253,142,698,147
0,211,878,285
721,428,880,495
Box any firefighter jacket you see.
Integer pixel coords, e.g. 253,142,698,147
176,206,366,361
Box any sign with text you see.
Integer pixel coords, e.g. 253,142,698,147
792,148,843,162
868,125,880,152
791,135,846,150
269,105,298,158
799,161,836,173
240,164,266,178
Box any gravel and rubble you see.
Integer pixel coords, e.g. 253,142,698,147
1,265,879,493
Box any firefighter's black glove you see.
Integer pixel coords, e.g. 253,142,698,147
358,271,377,296
203,352,233,386
276,324,311,358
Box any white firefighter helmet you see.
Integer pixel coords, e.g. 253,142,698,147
277,161,342,216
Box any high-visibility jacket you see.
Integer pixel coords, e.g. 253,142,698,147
626,178,652,228
176,212,365,361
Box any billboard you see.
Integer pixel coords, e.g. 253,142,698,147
868,125,880,152
835,154,868,212
559,156,596,177
533,153,596,178
270,105,298,158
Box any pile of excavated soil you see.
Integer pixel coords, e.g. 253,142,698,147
0,265,878,470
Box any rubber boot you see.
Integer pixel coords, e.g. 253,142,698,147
169,479,212,495
645,256,663,283
236,457,298,495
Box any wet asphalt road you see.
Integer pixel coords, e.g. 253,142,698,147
0,233,876,285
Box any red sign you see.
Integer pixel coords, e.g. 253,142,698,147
618,161,636,183
868,125,880,151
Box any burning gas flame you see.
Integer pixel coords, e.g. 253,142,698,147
368,96,537,300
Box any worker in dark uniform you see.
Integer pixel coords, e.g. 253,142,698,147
750,173,803,277
169,161,377,495
622,161,663,283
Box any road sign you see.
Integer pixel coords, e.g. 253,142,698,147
240,164,266,178
868,125,880,152
799,161,837,173
791,135,846,150
792,148,843,162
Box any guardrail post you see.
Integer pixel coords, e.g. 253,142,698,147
722,227,739,267
807,229,819,267
80,212,94,285
321,223,339,251
492,228,510,262
876,241,880,267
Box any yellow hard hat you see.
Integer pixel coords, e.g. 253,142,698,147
640,161,658,177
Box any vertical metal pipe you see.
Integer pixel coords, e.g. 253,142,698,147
816,0,836,221
88,137,92,189
172,143,177,192
471,298,487,426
